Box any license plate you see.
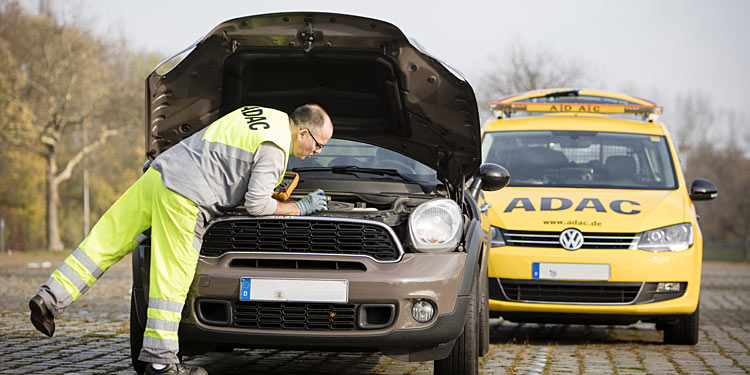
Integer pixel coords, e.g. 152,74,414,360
239,278,348,303
532,262,610,281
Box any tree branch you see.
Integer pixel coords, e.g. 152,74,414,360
0,92,38,123
0,126,48,157
54,128,119,184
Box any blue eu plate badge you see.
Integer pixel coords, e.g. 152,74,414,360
240,278,251,301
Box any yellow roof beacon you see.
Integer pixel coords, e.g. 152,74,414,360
481,88,717,345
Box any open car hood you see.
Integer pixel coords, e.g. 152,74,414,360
145,12,481,186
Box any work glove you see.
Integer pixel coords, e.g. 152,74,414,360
296,189,327,215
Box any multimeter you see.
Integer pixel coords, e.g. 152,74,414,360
272,171,300,201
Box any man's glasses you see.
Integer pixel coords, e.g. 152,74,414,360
305,128,324,150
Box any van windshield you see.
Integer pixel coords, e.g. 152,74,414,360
482,130,677,189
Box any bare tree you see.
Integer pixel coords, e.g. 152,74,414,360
0,3,121,250
479,43,589,99
474,42,593,124
669,92,716,157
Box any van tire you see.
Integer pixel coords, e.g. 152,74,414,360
663,305,699,345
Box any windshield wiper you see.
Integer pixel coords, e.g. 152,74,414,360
292,166,416,183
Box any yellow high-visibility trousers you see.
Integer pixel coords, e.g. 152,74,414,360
36,168,204,364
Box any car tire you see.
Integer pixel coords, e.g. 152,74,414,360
434,268,479,375
663,305,699,345
130,293,148,374
478,274,490,356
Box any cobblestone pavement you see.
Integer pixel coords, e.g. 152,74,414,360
1,252,749,374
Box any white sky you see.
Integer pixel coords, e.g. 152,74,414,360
32,0,750,116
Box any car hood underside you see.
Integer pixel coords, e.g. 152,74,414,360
145,12,481,186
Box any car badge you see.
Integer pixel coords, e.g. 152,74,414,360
559,228,584,250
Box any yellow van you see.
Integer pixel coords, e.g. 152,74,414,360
481,89,717,344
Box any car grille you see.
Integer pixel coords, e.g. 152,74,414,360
201,218,400,261
499,279,642,304
502,229,637,249
233,302,358,331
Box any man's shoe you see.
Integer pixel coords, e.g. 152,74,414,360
145,363,208,375
29,295,55,337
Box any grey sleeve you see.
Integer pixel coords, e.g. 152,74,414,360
244,142,285,216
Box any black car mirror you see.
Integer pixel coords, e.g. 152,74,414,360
468,163,510,199
689,178,717,201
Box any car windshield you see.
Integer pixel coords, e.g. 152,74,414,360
287,139,439,185
482,130,677,189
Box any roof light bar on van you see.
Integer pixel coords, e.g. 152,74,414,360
489,102,663,117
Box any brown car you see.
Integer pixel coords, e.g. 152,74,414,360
130,12,508,375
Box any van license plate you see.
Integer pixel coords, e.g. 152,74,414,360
239,278,348,303
532,262,610,281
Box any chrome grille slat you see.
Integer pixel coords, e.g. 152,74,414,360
507,240,560,244
506,233,559,238
583,244,636,246
585,236,637,240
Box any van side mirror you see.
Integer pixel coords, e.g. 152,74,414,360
468,163,510,199
690,178,717,201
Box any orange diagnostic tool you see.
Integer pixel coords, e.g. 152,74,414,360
272,171,299,201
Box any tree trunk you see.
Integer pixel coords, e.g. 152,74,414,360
45,153,63,251
745,220,750,263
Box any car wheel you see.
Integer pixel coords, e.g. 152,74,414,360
130,293,148,374
434,268,479,375
663,305,699,345
478,274,489,356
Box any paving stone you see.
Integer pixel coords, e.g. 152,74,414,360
3,259,750,374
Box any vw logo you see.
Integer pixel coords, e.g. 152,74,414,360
559,228,584,250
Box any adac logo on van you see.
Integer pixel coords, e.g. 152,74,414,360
504,197,641,215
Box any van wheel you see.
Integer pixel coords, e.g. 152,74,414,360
130,293,148,374
663,306,699,345
434,269,479,375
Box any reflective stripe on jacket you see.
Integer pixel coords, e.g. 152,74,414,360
151,106,291,218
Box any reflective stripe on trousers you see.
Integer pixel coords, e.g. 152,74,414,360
37,168,203,364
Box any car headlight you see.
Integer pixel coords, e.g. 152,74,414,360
409,199,463,253
632,223,693,252
491,226,506,247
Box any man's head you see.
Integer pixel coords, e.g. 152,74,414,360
290,104,333,159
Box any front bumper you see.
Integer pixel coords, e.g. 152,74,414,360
178,252,469,360
487,245,701,317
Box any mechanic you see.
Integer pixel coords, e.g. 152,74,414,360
29,104,333,375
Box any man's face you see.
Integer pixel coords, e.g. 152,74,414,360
293,118,333,159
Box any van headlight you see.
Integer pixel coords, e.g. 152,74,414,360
491,226,506,247
409,199,463,253
632,223,693,252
